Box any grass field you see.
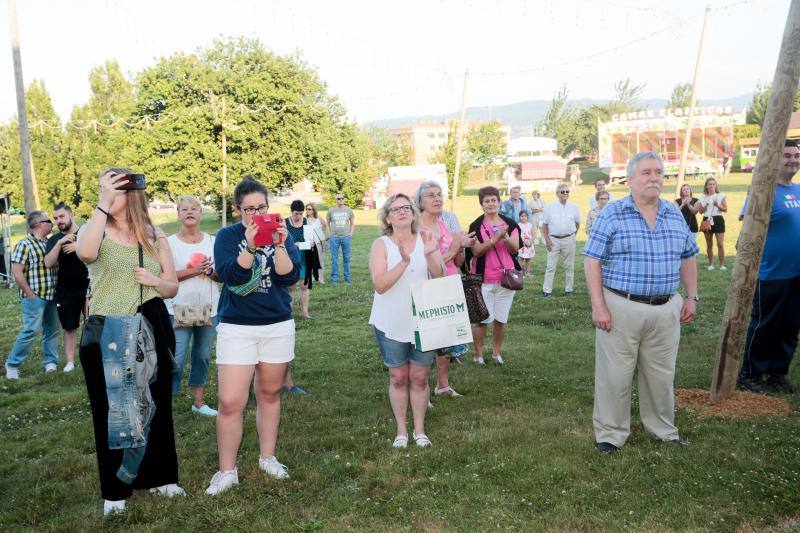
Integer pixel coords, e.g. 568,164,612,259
1,173,798,531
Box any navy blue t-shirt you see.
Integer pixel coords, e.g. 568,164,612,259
213,222,300,325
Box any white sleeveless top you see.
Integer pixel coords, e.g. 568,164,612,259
368,234,428,343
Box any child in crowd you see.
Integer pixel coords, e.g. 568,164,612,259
517,210,535,276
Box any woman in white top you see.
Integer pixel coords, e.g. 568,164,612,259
167,196,219,416
305,203,328,283
529,190,545,244
368,193,445,449
699,177,728,271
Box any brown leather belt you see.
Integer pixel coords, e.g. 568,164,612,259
550,233,575,239
605,286,673,306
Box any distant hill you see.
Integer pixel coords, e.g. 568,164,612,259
365,94,753,136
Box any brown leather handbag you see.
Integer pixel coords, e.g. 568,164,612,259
493,244,524,291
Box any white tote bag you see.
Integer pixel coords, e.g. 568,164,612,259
411,274,473,352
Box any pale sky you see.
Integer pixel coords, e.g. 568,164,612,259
0,0,789,125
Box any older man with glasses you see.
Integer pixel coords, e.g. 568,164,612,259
5,210,59,379
541,184,581,297
326,192,355,283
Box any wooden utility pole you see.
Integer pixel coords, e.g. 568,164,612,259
7,0,36,214
710,0,800,400
221,128,228,227
676,4,711,195
29,149,40,209
450,69,469,213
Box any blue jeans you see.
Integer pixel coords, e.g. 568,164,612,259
373,326,435,368
6,296,59,368
329,235,352,282
170,315,218,394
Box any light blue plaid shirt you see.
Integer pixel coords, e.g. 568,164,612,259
583,195,699,296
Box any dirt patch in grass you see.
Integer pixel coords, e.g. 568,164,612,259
736,516,800,532
676,388,791,419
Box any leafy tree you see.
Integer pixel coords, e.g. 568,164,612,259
467,121,506,181
669,83,694,109
0,80,67,211
432,122,473,193
537,85,575,156
747,82,771,126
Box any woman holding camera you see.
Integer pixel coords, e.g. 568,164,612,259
76,168,183,516
206,176,300,496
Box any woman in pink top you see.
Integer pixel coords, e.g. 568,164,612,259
416,181,476,398
466,186,521,366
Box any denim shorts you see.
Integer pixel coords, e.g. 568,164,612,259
372,327,435,368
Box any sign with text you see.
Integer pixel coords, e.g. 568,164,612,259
411,275,473,352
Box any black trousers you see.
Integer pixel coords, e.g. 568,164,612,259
739,275,800,380
79,298,179,501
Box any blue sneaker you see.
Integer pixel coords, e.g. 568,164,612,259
282,385,308,395
192,404,218,417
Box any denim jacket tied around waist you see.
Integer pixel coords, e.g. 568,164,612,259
99,313,158,484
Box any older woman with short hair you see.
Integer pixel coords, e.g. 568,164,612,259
166,195,219,416
415,180,475,397
369,193,445,448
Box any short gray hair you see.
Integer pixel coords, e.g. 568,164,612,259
26,210,47,229
555,183,570,193
626,151,664,180
415,180,443,211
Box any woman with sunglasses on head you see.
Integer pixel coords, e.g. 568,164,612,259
76,168,183,516
304,202,328,284
699,177,728,271
206,175,300,495
369,193,445,449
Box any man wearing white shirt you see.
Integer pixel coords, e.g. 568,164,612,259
541,184,581,296
589,179,613,210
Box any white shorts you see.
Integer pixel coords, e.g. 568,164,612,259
481,283,516,324
216,320,295,365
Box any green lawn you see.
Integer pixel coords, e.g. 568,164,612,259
0,173,798,531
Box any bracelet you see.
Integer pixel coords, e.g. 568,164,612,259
246,246,258,255
96,206,110,217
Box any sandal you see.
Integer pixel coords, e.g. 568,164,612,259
434,386,463,397
412,432,432,448
392,435,408,449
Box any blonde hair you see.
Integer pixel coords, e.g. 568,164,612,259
379,193,419,235
99,167,158,258
305,202,319,218
176,195,202,211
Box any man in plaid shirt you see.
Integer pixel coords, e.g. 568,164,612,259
583,152,699,453
5,210,59,380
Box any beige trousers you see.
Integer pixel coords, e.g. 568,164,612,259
593,288,683,447
542,234,576,294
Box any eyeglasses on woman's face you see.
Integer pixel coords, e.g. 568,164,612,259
389,204,413,214
242,204,269,215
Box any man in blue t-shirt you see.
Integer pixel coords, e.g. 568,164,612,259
738,140,800,394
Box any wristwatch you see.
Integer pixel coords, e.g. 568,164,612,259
246,246,258,255
685,294,699,302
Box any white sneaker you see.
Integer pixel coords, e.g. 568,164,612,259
258,456,289,480
719,265,727,271
44,363,57,373
205,468,239,495
63,362,75,373
707,265,715,271
5,363,19,380
103,499,126,516
149,483,186,497
492,355,505,366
